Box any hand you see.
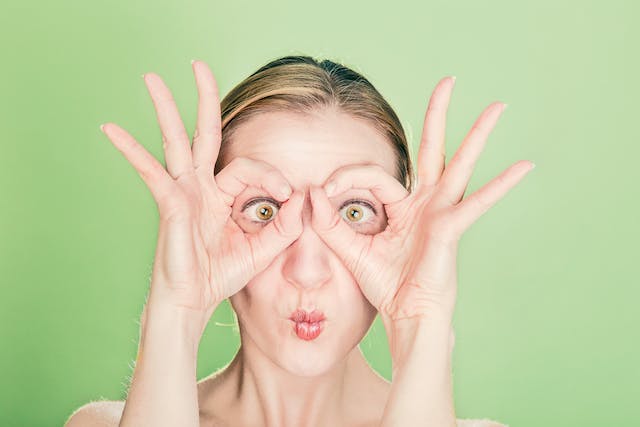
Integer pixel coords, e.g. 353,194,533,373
309,76,535,322
100,61,304,330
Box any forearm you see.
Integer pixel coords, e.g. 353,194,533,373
380,310,456,427
119,300,210,427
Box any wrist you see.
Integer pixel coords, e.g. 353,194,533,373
140,300,214,355
381,311,454,373
123,300,207,427
381,308,453,341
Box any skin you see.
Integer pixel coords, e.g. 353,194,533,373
66,59,531,427
196,107,399,426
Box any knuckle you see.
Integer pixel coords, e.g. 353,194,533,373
426,103,444,114
369,164,386,175
226,156,248,171
161,132,190,147
264,168,284,183
453,149,472,165
193,128,219,140
470,122,489,138
471,192,490,211
174,167,196,182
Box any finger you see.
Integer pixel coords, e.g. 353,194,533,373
190,60,222,172
323,164,409,204
309,185,372,272
214,157,293,205
101,122,175,205
143,72,194,180
452,160,535,234
433,102,507,208
246,190,304,271
416,76,456,189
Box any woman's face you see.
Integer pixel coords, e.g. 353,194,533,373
225,106,398,377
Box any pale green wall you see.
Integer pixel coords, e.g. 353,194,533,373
1,0,638,425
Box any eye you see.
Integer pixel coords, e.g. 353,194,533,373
242,197,281,224
339,199,377,225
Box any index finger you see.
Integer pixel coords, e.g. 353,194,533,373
214,157,293,206
322,164,409,205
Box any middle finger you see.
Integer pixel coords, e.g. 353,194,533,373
323,164,409,204
416,76,456,189
190,60,222,172
433,101,507,207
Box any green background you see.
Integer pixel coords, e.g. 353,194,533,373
1,0,638,425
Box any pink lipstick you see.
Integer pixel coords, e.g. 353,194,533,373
289,309,325,341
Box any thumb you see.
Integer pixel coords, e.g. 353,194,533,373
245,189,305,271
308,186,370,273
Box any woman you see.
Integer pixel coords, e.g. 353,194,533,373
66,55,533,426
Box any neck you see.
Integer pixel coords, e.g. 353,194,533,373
220,336,381,427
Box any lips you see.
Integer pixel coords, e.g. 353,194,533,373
289,309,326,323
289,309,326,341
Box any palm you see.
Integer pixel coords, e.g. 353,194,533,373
310,76,535,321
101,60,303,318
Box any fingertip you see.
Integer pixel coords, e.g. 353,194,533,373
277,189,304,234
279,184,292,200
288,189,305,212
308,185,322,208
324,181,336,197
309,186,335,230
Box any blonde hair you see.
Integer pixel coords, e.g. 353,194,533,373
215,55,415,192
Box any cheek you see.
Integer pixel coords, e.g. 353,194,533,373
334,272,378,323
334,274,372,312
232,264,291,325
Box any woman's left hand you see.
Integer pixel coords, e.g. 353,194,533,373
309,76,535,322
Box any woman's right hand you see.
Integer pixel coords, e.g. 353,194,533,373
100,60,304,333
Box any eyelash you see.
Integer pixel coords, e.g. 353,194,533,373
241,197,378,225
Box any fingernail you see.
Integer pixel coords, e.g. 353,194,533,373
324,181,336,196
141,73,146,79
530,162,536,169
99,123,106,133
280,185,292,198
451,75,457,85
502,103,509,111
190,59,196,65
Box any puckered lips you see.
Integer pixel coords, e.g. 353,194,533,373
289,309,326,323
289,309,326,341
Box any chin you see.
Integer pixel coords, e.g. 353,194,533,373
275,320,364,378
279,352,337,377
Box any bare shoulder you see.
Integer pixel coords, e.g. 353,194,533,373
456,418,509,427
64,400,125,427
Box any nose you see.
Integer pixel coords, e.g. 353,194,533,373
281,188,332,290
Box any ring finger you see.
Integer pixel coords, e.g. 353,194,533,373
143,72,194,180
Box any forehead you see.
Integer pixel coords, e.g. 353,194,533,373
224,107,398,188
